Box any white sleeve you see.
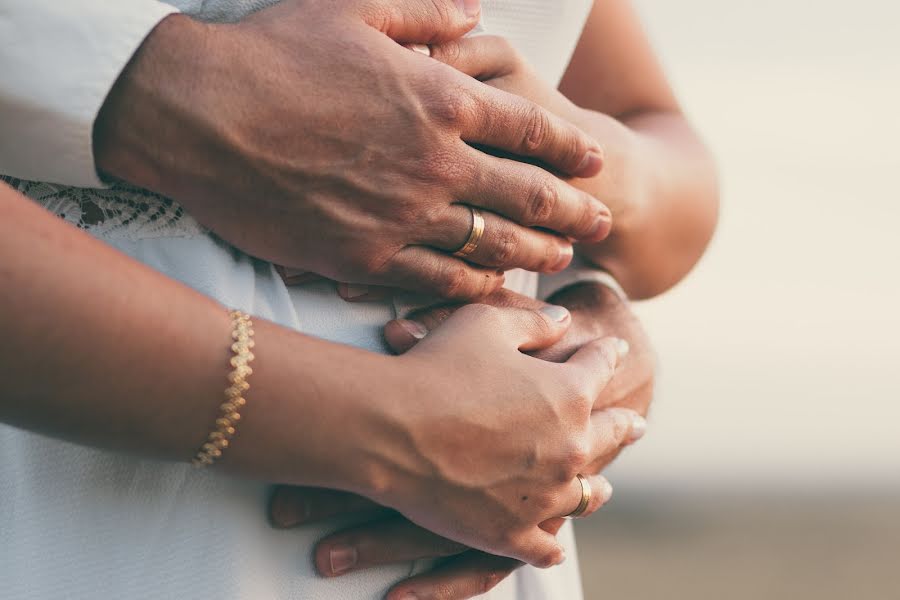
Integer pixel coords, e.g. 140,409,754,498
537,255,629,302
0,0,180,188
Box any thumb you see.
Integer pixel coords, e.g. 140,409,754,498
357,0,481,44
384,319,432,354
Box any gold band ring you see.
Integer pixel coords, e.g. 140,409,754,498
566,474,592,519
453,207,486,258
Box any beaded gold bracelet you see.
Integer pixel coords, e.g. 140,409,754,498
192,310,255,467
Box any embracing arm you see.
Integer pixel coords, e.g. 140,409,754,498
0,183,640,567
558,0,719,298
0,182,396,491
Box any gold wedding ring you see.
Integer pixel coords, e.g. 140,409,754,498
453,207,485,258
566,474,592,519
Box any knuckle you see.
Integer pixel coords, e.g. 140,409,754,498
419,147,467,186
521,106,551,153
611,412,633,444
561,126,587,166
572,383,594,414
437,38,464,66
560,440,590,479
436,264,473,298
358,250,392,278
491,229,520,266
429,89,471,128
524,177,559,225
425,0,456,28
533,489,558,512
574,192,603,235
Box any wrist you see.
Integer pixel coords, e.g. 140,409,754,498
213,321,401,493
93,13,213,190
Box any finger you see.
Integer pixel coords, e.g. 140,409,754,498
275,265,326,286
550,474,614,521
386,551,523,600
336,282,395,303
514,528,566,568
384,289,549,354
588,408,647,463
269,486,387,529
538,517,566,535
461,150,612,242
315,516,467,577
579,407,649,476
378,246,505,300
443,304,572,353
564,336,630,400
425,205,574,272
384,319,433,354
357,0,481,44
430,35,523,79
461,83,604,178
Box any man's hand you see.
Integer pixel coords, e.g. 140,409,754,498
268,284,654,599
94,0,613,300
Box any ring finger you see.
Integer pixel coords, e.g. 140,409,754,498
552,474,614,522
461,149,612,243
426,205,573,273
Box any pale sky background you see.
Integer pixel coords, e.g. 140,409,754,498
605,0,900,493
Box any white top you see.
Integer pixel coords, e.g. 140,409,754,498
0,1,616,598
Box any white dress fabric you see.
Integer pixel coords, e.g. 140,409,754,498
0,1,598,598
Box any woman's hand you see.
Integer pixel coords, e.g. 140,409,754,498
268,292,650,584
95,0,614,301
267,285,653,596
347,303,640,567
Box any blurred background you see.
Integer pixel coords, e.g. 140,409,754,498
574,0,900,598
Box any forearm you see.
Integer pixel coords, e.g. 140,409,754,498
566,107,719,299
0,184,392,493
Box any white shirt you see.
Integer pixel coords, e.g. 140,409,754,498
0,0,179,187
0,2,623,598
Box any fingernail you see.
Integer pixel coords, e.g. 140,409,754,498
400,320,428,340
343,284,370,300
540,305,570,323
628,413,647,443
615,338,630,361
329,546,357,575
599,479,614,504
589,210,613,241
271,495,309,528
456,0,481,18
551,245,574,272
575,151,604,177
398,593,419,600
406,43,432,57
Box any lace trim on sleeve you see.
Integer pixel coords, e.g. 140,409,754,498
1,175,206,240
